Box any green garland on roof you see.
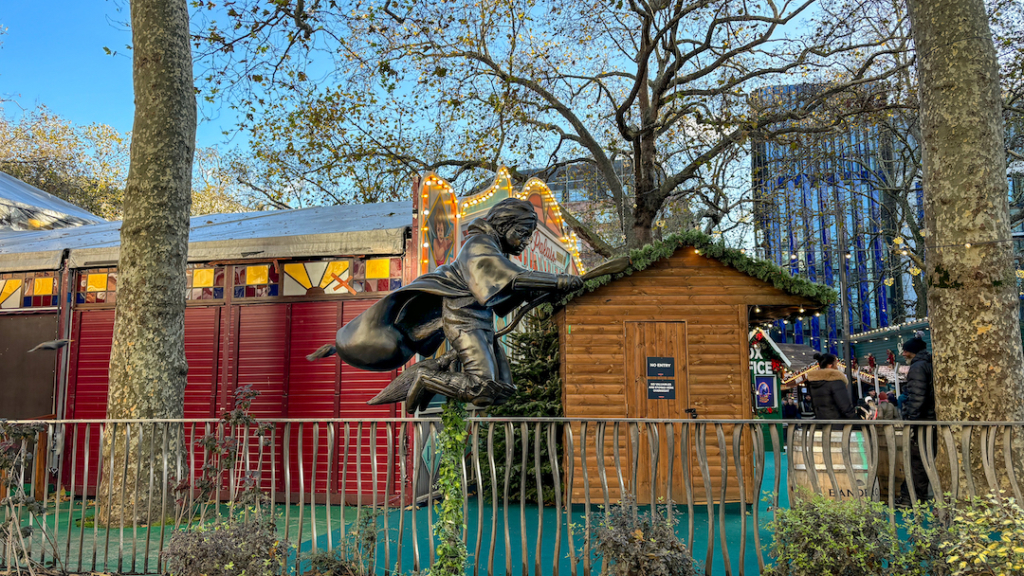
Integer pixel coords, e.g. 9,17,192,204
563,229,838,307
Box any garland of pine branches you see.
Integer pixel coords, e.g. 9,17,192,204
562,229,838,306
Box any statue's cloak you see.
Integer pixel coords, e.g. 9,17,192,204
334,225,530,371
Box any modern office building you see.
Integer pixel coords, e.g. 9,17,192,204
751,84,909,354
753,84,1024,354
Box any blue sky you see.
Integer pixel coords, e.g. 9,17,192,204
1,1,233,148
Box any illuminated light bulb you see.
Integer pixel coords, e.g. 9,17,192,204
695,249,701,255
423,243,429,248
965,242,972,248
755,306,761,313
791,253,797,259
799,308,805,313
846,253,852,259
423,210,430,215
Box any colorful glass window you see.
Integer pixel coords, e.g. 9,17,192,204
0,272,59,309
75,269,117,304
33,277,54,296
365,258,391,280
185,265,226,301
275,257,404,298
246,265,269,285
359,257,403,294
282,260,356,296
87,274,108,292
232,263,280,299
0,278,23,309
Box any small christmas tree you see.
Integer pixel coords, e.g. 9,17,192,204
478,307,564,504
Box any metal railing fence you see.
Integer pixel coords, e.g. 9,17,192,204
2,418,1022,575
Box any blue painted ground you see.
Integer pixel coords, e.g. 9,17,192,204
294,456,792,575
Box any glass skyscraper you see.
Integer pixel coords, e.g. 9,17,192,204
753,85,1024,352
751,84,906,353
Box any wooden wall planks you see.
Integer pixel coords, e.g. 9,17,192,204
559,247,815,504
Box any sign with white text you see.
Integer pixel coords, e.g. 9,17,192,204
648,379,676,400
646,356,675,378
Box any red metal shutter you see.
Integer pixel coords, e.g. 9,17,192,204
184,306,220,418
287,301,343,418
285,301,342,495
339,299,401,503
64,307,221,494
228,303,289,495
63,310,114,495
233,304,288,417
66,307,221,420
65,310,115,420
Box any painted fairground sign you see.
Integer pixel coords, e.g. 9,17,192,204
411,167,585,278
408,167,584,341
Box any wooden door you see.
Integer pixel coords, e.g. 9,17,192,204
624,321,689,504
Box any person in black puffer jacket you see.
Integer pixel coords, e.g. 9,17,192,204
897,335,935,505
806,352,859,420
901,344,935,421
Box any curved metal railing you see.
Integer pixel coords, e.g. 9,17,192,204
1,417,1021,575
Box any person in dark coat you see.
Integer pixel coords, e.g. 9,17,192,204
806,353,859,420
901,339,935,421
782,397,802,419
897,335,935,505
877,392,900,421
875,391,904,501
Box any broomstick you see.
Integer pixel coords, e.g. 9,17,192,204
496,254,631,336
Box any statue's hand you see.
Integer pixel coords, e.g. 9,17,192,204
557,274,584,292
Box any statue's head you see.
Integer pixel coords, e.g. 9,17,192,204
481,198,538,256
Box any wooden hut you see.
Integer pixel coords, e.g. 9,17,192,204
556,232,835,504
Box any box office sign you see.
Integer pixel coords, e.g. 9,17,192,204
748,345,775,377
647,357,676,399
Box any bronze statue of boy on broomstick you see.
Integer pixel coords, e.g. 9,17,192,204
307,198,629,413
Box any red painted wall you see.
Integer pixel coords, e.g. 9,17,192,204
63,300,402,501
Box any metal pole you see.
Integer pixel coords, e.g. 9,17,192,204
834,188,856,399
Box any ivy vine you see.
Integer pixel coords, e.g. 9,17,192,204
434,398,469,576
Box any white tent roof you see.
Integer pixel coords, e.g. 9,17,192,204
0,172,106,230
0,202,410,272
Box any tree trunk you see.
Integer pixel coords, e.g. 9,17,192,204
98,0,196,526
630,192,657,249
907,0,1024,492
629,134,659,249
911,275,927,320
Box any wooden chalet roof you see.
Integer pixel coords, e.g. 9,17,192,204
560,229,837,318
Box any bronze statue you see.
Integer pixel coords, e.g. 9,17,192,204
307,198,584,413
